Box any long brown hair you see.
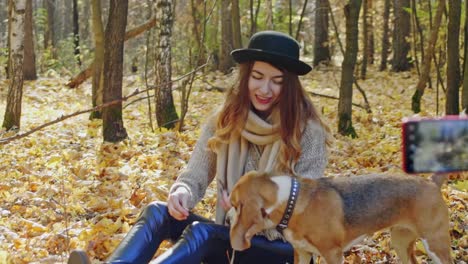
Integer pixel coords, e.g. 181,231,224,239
208,61,330,173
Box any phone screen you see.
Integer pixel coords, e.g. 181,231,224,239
402,117,468,173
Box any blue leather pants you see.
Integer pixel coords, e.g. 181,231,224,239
106,202,297,264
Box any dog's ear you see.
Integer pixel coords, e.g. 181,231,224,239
245,222,264,241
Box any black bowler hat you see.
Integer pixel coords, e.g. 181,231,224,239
231,31,312,75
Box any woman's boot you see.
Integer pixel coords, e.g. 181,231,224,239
107,202,209,264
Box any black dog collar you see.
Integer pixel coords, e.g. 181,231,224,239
276,177,300,234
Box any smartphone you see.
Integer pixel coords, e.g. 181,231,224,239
402,116,468,173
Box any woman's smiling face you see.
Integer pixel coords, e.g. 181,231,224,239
248,61,284,117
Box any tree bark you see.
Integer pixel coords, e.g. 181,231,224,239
295,0,308,40
338,1,361,138
90,0,105,119
231,0,242,49
313,0,330,66
392,0,411,72
102,0,128,142
72,0,81,66
219,0,234,73
360,0,368,79
367,0,374,64
3,0,26,131
23,0,36,80
446,0,461,115
66,17,157,88
44,0,55,57
154,0,178,129
379,0,390,70
265,0,274,29
411,0,445,113
463,0,468,112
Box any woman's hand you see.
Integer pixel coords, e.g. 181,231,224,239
220,189,232,211
167,187,190,220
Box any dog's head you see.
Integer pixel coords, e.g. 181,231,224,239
229,171,278,251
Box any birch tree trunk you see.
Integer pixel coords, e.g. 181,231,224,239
154,0,178,129
338,1,362,138
102,0,128,142
3,0,26,131
73,0,81,66
411,0,445,113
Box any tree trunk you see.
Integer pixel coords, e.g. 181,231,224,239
219,0,234,73
392,0,411,72
190,0,206,66
360,0,368,79
90,0,105,119
411,0,445,113
313,0,330,66
66,17,157,88
44,0,55,57
72,0,81,66
295,0,308,40
6,0,12,79
288,0,293,36
367,0,374,64
231,0,242,49
379,0,390,71
250,0,260,35
23,0,36,80
463,0,468,112
338,1,361,138
265,0,274,29
154,0,178,129
446,0,461,115
3,0,26,131
102,0,128,142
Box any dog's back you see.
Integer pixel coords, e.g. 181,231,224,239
306,174,447,234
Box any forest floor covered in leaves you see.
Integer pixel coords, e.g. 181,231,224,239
0,66,466,263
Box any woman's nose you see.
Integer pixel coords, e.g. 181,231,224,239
258,80,271,94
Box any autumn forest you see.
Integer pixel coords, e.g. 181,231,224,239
0,0,467,263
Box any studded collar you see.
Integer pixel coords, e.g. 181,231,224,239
276,177,300,234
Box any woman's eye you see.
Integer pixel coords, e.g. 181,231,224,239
251,74,262,80
273,79,283,85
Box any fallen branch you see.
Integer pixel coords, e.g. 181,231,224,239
0,63,208,145
67,17,157,88
308,91,367,110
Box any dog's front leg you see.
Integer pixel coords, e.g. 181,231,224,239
293,249,312,264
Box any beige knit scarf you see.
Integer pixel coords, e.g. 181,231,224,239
215,110,281,224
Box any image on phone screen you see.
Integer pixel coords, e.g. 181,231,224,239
403,118,468,173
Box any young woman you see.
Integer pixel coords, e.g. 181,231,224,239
69,30,331,264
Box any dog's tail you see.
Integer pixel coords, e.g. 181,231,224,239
431,173,448,188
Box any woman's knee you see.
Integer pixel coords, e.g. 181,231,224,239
139,201,170,227
182,222,229,241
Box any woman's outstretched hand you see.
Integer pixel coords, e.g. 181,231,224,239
167,187,190,220
220,189,232,211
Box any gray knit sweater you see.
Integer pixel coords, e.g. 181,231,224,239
169,116,328,223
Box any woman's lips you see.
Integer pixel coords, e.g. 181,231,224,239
256,95,271,104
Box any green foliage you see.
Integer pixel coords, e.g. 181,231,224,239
34,8,48,33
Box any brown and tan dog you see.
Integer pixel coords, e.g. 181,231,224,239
229,171,451,264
